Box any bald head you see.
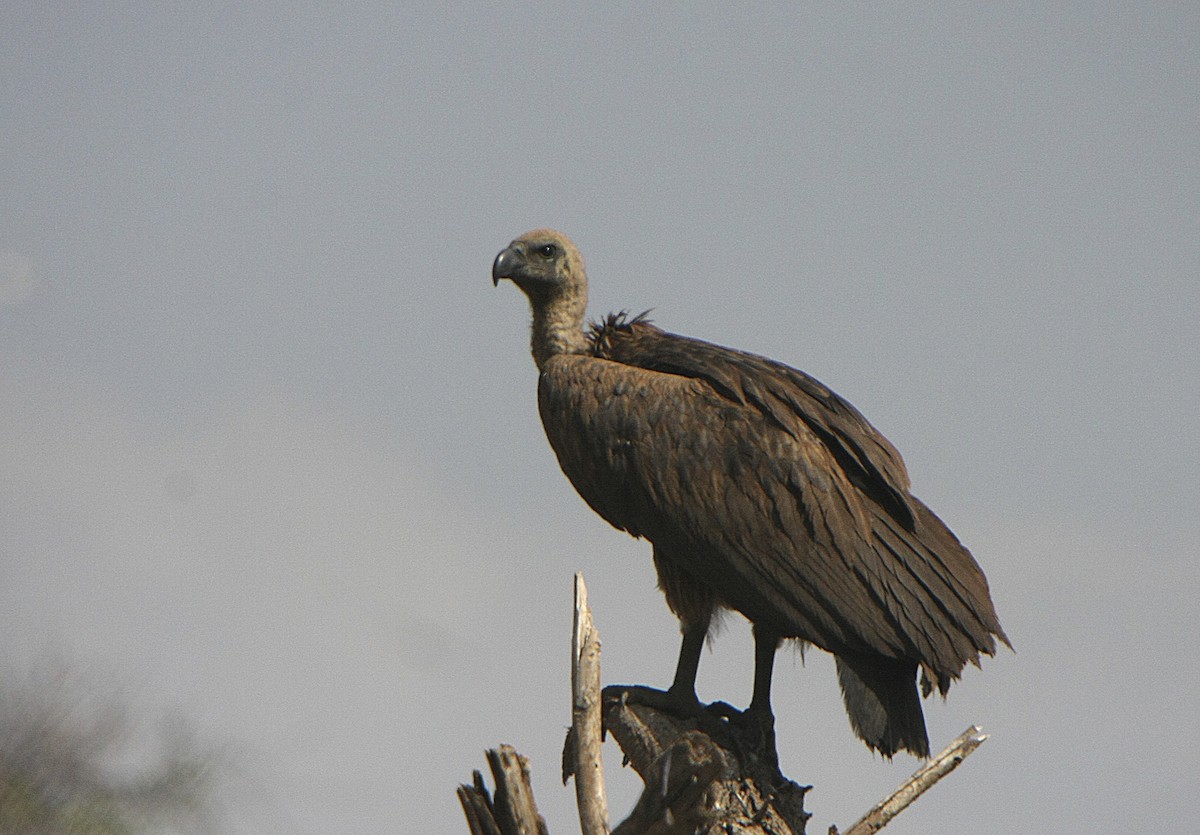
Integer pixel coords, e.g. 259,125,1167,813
492,229,587,299
493,229,590,368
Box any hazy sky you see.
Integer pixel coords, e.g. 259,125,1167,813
2,3,1197,832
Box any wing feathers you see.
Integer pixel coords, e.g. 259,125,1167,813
596,317,918,530
539,319,1006,687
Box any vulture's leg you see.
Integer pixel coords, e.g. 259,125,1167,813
744,623,781,760
648,546,716,714
664,615,709,712
617,614,711,718
748,623,780,718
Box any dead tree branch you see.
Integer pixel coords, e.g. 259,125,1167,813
570,573,610,834
597,686,811,834
459,575,991,835
832,725,990,835
458,745,548,835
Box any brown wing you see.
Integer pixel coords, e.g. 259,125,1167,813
593,319,1008,675
539,329,1006,684
592,314,917,531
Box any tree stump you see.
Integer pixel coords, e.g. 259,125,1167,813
458,575,989,834
585,686,810,834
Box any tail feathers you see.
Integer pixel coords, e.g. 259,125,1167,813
836,655,929,758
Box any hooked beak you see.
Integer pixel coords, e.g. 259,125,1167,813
492,247,520,287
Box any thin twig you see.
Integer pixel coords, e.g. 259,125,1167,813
835,725,990,835
571,572,610,835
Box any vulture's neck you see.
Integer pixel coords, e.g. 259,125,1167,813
529,290,589,369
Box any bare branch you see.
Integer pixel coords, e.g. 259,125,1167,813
834,725,990,835
457,772,503,835
570,573,610,835
457,746,547,835
459,580,991,835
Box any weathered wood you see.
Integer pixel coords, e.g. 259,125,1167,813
601,687,811,834
833,725,990,835
457,745,548,835
570,573,609,834
457,769,503,835
460,575,992,835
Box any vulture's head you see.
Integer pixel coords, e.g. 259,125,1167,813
492,229,587,302
493,229,590,366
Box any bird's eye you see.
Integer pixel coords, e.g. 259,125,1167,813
537,243,558,258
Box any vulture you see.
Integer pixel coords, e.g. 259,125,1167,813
492,229,1009,758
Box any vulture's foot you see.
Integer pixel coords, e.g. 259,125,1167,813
604,686,783,774
618,686,740,727
702,699,742,721
609,686,749,757
729,705,779,769
614,684,704,717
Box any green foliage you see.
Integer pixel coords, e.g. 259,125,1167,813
0,663,219,835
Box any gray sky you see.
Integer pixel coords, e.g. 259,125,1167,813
2,3,1197,832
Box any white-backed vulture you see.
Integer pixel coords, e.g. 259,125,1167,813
492,228,1009,758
